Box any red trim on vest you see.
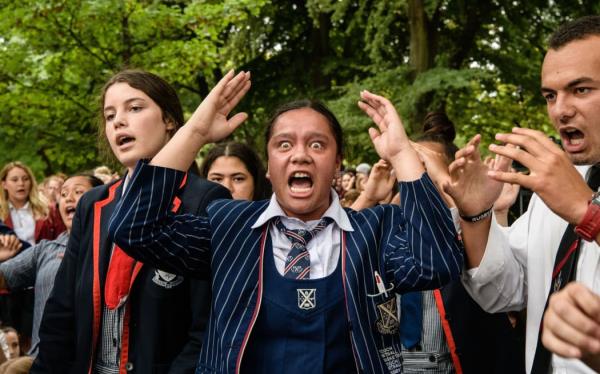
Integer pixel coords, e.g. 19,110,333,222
235,226,267,373
433,289,463,374
89,180,123,374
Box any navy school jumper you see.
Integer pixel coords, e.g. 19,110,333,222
108,161,464,374
242,234,354,372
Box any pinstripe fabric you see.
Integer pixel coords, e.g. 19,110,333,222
398,291,453,373
0,231,68,356
109,161,463,374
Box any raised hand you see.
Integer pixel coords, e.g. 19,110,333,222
351,160,396,210
357,91,424,181
0,235,22,261
151,69,251,171
357,90,411,162
542,282,600,371
186,70,251,144
488,127,592,225
444,135,509,216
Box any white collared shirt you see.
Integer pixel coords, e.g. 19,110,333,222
252,189,354,279
9,201,35,245
462,165,599,374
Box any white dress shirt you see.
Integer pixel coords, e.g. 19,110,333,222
252,189,354,278
9,201,36,245
462,165,599,373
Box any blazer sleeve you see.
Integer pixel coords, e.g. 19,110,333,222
169,179,231,373
383,172,463,293
31,198,84,373
108,161,215,277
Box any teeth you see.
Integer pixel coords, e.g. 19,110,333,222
291,186,311,193
565,129,577,133
571,138,583,145
293,172,309,178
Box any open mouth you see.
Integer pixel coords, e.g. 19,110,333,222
288,172,313,194
116,135,135,147
64,206,76,220
560,128,584,148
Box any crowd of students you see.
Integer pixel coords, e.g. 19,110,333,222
0,14,599,374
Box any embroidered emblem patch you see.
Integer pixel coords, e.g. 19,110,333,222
375,298,400,335
297,288,316,310
152,269,183,289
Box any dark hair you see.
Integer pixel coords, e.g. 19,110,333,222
199,142,271,200
98,69,184,163
264,100,344,159
68,173,104,188
415,111,459,162
549,15,600,50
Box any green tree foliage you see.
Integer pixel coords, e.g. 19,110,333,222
0,0,598,175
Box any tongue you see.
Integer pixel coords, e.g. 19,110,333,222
291,179,312,189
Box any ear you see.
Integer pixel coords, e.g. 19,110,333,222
265,166,271,180
335,155,342,172
165,119,176,131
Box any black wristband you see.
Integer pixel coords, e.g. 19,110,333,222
459,206,493,222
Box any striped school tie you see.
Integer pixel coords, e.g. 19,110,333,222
274,217,333,279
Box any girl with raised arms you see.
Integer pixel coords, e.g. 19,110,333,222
109,71,463,373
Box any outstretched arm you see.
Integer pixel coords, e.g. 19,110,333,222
151,70,251,171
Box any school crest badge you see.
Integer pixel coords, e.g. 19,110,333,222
297,288,316,310
152,269,183,289
376,298,400,335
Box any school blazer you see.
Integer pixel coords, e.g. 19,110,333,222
4,204,66,243
109,162,464,374
32,172,231,374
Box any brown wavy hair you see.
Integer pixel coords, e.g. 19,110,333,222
97,69,185,165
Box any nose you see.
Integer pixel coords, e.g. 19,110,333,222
290,145,311,164
63,190,76,203
112,111,127,129
222,178,234,194
549,93,576,124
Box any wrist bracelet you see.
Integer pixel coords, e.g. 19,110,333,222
459,206,493,222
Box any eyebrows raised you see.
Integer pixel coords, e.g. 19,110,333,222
270,131,332,142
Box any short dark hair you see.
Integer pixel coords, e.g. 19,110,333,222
98,69,184,164
549,15,600,50
199,142,271,200
415,111,458,162
264,100,344,159
68,173,104,188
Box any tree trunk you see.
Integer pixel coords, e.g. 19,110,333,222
407,0,441,134
408,0,433,75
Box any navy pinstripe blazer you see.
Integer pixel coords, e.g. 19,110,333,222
109,162,463,374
